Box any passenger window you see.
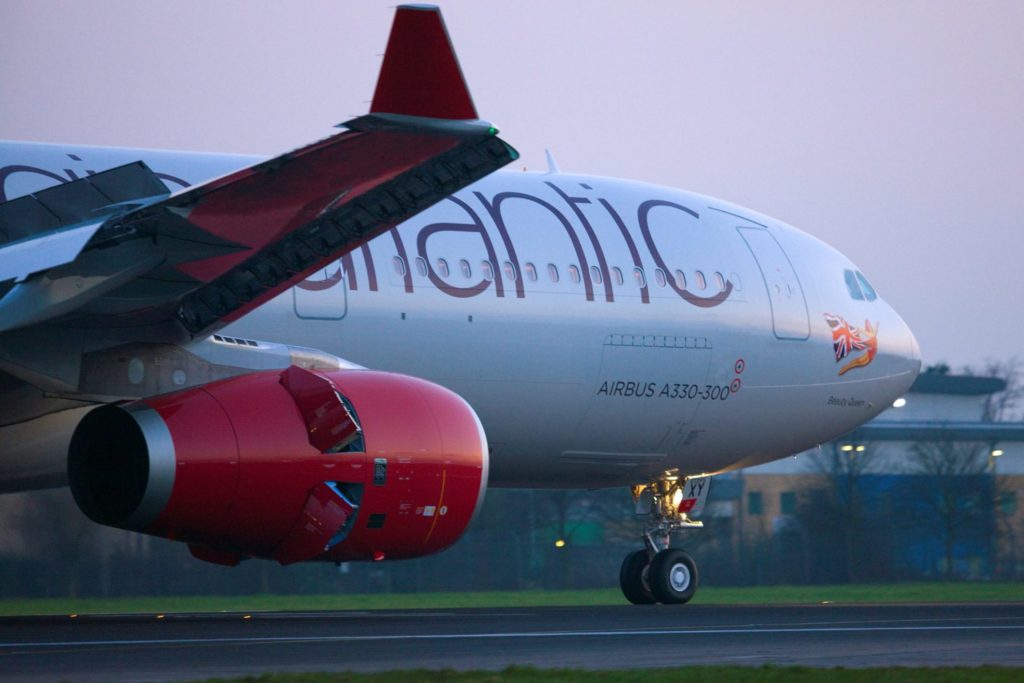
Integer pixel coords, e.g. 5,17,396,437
548,263,560,283
695,270,706,290
714,271,726,292
481,260,494,280
844,269,865,300
392,256,406,277
436,258,450,278
459,259,472,279
415,256,428,277
590,265,603,285
654,269,667,288
568,264,581,284
856,271,878,301
503,261,517,281
673,269,686,289
612,267,624,286
633,267,646,288
524,262,537,281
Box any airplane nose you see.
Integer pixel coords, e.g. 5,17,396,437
893,308,922,377
870,306,921,408
908,324,922,365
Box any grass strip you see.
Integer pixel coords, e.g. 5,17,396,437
185,665,1024,683
2,583,1022,617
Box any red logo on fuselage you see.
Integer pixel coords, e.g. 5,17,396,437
825,313,878,375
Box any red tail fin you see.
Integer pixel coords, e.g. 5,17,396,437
371,5,478,120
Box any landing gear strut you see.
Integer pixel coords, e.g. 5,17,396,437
619,477,706,605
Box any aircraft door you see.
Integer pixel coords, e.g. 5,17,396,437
293,263,347,320
738,228,809,340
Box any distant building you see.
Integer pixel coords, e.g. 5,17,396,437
713,369,1024,580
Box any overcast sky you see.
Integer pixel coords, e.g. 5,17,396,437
2,1,1021,370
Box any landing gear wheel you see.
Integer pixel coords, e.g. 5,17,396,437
619,549,656,604
648,549,698,604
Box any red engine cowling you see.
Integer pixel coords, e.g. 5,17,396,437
68,367,488,565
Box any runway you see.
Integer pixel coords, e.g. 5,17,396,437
2,603,1023,682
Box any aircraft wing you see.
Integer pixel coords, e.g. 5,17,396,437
0,5,517,339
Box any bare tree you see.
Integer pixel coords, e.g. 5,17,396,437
906,439,993,579
801,442,882,582
2,489,107,597
960,357,1023,422
957,357,1022,577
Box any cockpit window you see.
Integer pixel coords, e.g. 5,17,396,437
856,271,878,301
844,269,865,300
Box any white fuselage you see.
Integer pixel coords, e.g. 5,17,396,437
0,142,922,488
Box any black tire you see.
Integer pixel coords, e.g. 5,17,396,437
648,549,698,604
619,549,656,604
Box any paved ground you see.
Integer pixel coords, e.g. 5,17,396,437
1,602,1023,682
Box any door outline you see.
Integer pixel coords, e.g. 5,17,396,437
293,264,348,320
738,227,810,340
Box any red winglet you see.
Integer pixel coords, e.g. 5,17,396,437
370,4,478,120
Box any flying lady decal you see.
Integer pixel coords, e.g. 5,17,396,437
825,313,878,375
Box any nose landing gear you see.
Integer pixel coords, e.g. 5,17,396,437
619,477,708,605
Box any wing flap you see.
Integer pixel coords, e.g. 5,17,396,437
0,161,167,244
0,232,162,333
0,220,105,284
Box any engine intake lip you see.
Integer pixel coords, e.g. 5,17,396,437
68,403,176,530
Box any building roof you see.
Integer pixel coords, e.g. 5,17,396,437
909,373,1006,396
846,420,1024,442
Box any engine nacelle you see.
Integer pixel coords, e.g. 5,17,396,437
68,367,488,565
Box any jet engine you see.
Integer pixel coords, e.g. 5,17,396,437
68,367,488,566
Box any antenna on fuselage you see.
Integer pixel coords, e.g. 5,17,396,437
544,149,560,174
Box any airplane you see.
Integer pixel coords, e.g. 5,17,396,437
0,5,921,605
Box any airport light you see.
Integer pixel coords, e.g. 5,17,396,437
840,444,854,452
992,449,1004,457
554,539,566,548
892,397,907,408
855,445,866,453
